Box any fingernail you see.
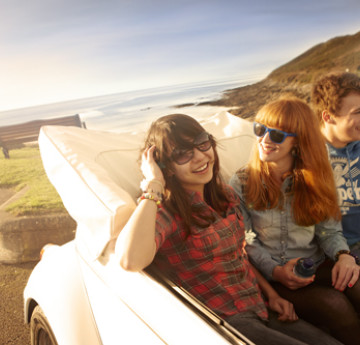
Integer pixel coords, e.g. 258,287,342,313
348,283,353,288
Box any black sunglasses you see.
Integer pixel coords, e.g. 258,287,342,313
171,132,213,165
253,122,296,144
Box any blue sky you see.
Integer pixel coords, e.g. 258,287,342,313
1,0,359,111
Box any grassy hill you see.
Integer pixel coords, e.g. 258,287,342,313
200,30,360,120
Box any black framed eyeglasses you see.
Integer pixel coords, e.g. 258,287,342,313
253,122,296,144
171,132,213,165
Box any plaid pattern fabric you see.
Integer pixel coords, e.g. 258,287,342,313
154,186,268,320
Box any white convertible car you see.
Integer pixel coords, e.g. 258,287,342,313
23,112,256,345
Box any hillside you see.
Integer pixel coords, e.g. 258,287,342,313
196,30,360,120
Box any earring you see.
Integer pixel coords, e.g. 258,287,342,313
291,146,299,158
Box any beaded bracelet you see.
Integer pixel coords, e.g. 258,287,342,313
334,249,360,265
334,249,351,261
137,192,162,208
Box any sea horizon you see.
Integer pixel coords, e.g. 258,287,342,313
0,76,261,133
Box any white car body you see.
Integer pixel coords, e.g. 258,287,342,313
24,111,256,345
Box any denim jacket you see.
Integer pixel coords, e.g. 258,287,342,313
229,171,349,281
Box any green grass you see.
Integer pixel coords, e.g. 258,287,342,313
0,146,66,216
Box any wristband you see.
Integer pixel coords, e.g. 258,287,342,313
334,249,351,262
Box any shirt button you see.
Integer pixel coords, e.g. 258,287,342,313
228,231,232,236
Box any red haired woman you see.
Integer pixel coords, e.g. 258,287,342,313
230,97,360,345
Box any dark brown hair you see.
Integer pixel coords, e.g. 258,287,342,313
143,114,230,233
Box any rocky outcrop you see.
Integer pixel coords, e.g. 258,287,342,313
196,31,360,121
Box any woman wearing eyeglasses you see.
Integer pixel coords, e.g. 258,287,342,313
116,113,342,345
229,97,360,345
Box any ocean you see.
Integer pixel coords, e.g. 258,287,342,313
0,77,259,133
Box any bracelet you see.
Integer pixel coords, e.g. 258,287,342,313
137,192,162,208
147,187,163,199
140,179,165,194
350,253,360,265
334,249,351,261
334,250,360,265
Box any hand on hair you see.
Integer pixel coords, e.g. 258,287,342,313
332,254,360,291
272,258,315,290
141,146,165,186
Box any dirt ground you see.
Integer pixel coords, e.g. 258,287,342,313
0,187,36,344
0,261,38,345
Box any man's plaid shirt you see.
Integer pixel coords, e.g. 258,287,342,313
154,186,268,320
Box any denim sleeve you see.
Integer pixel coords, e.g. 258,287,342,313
315,218,349,260
229,173,278,280
229,173,252,230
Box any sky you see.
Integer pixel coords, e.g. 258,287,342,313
1,0,359,112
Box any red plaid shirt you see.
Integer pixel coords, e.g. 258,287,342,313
154,186,268,320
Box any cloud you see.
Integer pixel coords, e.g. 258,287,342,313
0,0,359,111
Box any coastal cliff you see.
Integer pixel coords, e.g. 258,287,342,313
199,30,360,120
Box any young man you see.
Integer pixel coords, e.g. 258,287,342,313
312,72,360,257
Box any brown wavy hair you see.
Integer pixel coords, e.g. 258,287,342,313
142,114,230,233
244,97,341,226
311,72,360,125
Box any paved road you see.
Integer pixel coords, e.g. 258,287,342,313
0,261,37,345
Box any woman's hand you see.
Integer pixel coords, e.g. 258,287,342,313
141,146,165,185
268,294,298,322
272,258,314,290
247,262,298,322
332,254,360,291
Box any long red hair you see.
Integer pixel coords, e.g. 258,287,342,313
244,97,341,225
